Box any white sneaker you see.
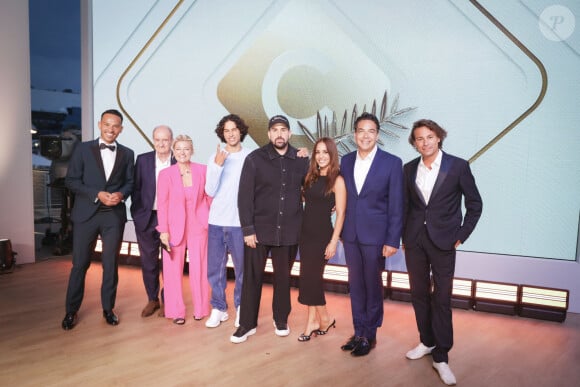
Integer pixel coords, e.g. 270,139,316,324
433,362,457,385
205,308,229,328
406,342,436,360
230,326,256,343
235,306,240,328
273,321,290,337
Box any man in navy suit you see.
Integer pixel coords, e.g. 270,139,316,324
130,125,174,317
403,119,482,385
61,109,134,330
339,112,404,356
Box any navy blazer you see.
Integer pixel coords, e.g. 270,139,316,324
340,148,404,248
403,152,482,251
65,139,134,223
130,151,175,232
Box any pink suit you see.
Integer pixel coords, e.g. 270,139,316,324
156,162,212,320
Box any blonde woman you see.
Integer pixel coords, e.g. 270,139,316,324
156,134,212,325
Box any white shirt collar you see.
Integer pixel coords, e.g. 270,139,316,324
356,145,378,161
419,148,443,170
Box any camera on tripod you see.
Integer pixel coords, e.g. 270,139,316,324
40,133,79,181
38,132,80,255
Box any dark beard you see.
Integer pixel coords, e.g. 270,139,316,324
273,140,288,151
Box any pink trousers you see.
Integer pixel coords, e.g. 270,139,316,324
162,233,210,320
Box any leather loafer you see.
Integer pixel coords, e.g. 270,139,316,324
62,312,78,330
341,335,361,351
141,300,160,317
103,310,119,326
351,337,372,357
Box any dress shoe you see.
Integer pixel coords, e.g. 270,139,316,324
230,326,257,343
351,337,372,357
433,361,457,385
341,335,361,351
141,300,160,317
103,310,119,326
406,342,435,360
61,312,78,330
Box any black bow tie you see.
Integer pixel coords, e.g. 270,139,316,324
100,143,116,151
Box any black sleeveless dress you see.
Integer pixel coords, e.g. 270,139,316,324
298,176,335,306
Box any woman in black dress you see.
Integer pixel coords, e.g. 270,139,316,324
297,137,346,342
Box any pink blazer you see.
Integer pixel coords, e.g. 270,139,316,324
156,162,212,246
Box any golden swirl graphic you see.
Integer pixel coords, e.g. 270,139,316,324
468,0,548,163
115,0,186,149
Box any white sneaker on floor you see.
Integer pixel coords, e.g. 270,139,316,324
433,362,457,385
273,321,290,337
406,342,436,360
235,306,240,328
205,308,229,328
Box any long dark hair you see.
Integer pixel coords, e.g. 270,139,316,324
304,137,340,196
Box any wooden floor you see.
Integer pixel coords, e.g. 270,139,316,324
1,257,579,387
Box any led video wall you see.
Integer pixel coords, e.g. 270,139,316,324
91,0,580,261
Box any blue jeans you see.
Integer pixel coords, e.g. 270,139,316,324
207,224,244,311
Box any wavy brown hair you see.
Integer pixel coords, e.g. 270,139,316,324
409,119,447,149
304,137,340,196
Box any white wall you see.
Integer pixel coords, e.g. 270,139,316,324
81,0,94,140
0,0,35,264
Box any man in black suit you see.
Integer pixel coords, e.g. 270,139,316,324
403,119,482,385
130,125,174,317
61,109,134,330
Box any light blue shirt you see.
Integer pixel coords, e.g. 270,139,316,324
205,147,251,227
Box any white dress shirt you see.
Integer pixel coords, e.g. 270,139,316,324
99,140,117,181
354,145,378,194
415,149,442,204
153,153,172,210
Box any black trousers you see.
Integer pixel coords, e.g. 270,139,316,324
238,244,297,329
65,210,125,313
405,226,456,363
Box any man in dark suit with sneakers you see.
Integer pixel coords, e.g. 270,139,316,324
403,119,482,385
61,109,134,330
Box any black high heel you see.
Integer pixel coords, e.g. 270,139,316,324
316,319,336,335
297,329,318,342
